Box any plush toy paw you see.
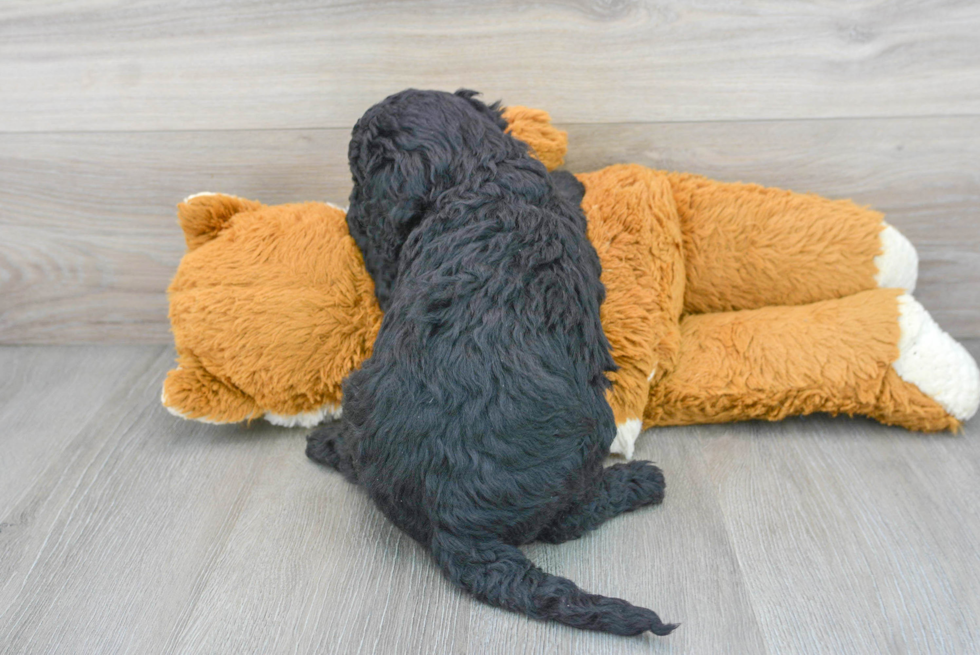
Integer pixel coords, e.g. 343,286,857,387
265,405,342,428
610,418,642,459
875,222,918,292
162,356,262,424
893,295,980,421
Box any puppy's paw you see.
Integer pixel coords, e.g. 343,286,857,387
306,422,346,468
628,461,666,507
894,294,980,421
608,460,665,507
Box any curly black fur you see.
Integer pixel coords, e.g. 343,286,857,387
307,89,676,637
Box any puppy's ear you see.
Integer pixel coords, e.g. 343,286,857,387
454,88,508,130
346,143,431,310
550,170,586,208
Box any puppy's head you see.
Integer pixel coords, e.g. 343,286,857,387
346,89,521,308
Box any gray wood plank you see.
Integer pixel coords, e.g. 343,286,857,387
0,129,350,345
0,347,287,654
2,116,977,344
1,1,979,132
165,435,474,655
0,345,163,518
699,411,980,654
2,344,979,652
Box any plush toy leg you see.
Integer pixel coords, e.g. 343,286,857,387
162,351,262,424
666,172,918,313
577,165,686,458
644,289,979,431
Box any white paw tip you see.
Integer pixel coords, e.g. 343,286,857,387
265,404,342,428
609,418,643,459
875,223,918,293
894,295,980,421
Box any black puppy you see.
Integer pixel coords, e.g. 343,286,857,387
307,89,675,636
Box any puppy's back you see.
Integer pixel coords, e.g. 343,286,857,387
310,89,674,636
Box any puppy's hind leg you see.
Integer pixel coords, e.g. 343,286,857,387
305,420,358,483
537,461,665,544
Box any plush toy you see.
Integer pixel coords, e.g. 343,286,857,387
163,107,980,457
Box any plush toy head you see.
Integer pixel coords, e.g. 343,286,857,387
163,196,382,426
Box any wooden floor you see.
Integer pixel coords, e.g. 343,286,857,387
3,2,980,653
1,343,978,654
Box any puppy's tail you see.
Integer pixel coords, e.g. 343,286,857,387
430,531,676,636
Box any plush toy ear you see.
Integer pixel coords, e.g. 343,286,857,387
176,193,264,252
502,106,568,171
162,351,262,424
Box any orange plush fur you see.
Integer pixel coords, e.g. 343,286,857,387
163,107,970,455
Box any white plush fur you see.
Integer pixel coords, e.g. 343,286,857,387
265,405,342,428
610,418,643,459
893,295,980,421
875,223,918,292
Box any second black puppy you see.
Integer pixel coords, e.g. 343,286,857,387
307,89,675,636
